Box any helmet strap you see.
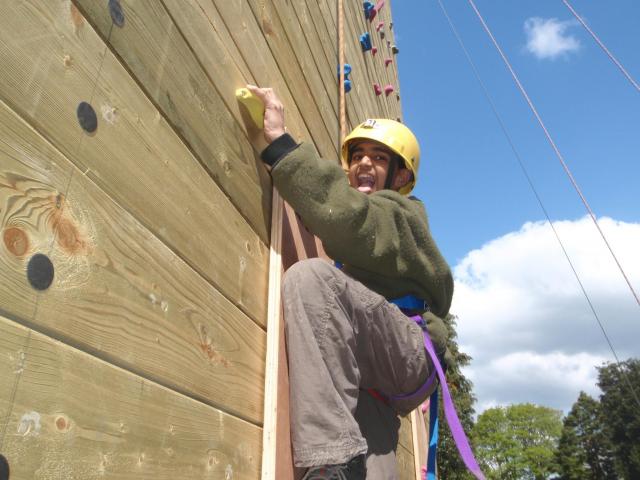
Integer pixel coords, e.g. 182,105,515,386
384,155,399,190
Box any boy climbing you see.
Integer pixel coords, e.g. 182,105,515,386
247,85,454,480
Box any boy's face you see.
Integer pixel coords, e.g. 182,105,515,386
347,140,395,194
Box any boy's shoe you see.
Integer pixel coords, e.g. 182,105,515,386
301,455,366,480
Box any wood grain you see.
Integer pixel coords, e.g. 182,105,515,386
261,190,284,479
0,98,266,424
0,0,269,325
166,0,337,160
398,412,414,452
0,314,262,480
262,0,339,140
73,0,272,244
397,443,417,480
411,407,429,479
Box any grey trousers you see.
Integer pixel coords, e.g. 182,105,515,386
283,258,435,478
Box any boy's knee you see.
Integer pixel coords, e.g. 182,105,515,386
283,258,337,294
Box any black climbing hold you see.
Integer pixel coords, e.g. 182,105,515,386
109,0,125,27
27,253,54,291
0,454,9,480
77,101,97,133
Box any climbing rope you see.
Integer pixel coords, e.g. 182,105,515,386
561,0,640,94
338,0,347,152
436,0,640,411
466,0,640,313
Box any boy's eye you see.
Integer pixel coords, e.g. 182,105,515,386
350,153,389,164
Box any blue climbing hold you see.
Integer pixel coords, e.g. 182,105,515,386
360,32,372,51
337,64,352,93
337,63,352,77
363,1,375,20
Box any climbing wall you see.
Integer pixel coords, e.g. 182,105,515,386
0,1,411,479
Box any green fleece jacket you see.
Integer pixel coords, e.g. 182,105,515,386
268,139,453,319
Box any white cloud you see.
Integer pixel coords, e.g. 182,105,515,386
451,217,640,414
524,17,580,60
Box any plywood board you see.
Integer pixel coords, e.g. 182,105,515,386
411,407,430,479
397,444,417,480
259,0,339,142
161,0,335,161
73,0,272,244
0,314,262,479
0,0,269,325
0,97,266,424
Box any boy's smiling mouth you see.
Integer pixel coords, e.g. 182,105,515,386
357,173,375,193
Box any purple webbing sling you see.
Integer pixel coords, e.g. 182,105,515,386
406,315,486,480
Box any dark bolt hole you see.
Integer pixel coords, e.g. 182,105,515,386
109,0,125,27
77,101,98,134
0,454,9,480
27,253,55,291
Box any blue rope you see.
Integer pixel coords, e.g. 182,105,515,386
426,390,439,480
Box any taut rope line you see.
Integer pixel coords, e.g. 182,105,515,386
467,0,640,312
562,0,640,94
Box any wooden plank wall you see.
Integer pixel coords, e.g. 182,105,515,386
0,1,409,478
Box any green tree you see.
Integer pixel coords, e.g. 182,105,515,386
555,391,616,479
433,314,477,480
597,358,640,479
472,403,562,480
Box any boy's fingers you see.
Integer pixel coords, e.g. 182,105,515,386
247,85,277,107
246,84,274,104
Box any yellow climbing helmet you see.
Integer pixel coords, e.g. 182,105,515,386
341,118,420,195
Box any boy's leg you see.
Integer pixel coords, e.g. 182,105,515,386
283,258,432,468
355,392,402,480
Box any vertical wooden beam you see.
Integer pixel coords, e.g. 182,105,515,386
411,405,430,479
338,0,346,149
261,189,285,479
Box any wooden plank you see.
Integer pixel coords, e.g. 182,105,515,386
376,1,402,120
267,0,339,123
170,0,337,159
0,0,269,325
73,0,272,244
0,314,262,479
261,190,285,479
304,0,364,131
411,407,429,479
341,0,384,119
263,199,322,480
352,0,402,120
244,0,339,155
397,444,417,480
0,97,266,424
347,0,392,119
398,413,414,452
161,0,334,160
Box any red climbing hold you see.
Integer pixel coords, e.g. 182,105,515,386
384,58,393,67
368,0,385,22
384,84,394,96
373,83,382,96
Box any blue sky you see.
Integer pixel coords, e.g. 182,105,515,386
392,0,640,414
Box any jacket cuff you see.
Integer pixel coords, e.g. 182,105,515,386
261,133,300,167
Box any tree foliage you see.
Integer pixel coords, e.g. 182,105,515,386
472,403,562,480
597,358,640,479
555,391,616,479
